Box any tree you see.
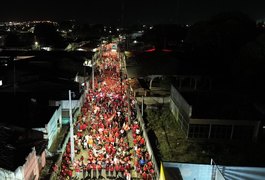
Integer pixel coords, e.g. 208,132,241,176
34,23,67,48
185,12,256,76
5,33,21,47
232,33,265,92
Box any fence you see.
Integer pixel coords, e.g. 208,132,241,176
170,85,192,137
49,102,82,180
211,159,225,180
120,50,160,179
135,103,160,180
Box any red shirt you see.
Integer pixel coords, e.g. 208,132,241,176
125,163,131,170
87,164,92,170
92,164,97,170
147,161,153,168
97,164,102,170
67,170,72,177
120,165,125,172
142,172,148,180
133,139,138,145
109,165,114,172
115,164,120,171
75,167,80,172
140,138,145,145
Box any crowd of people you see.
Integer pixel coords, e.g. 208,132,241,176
57,43,156,180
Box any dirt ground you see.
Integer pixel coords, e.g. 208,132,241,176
145,108,265,167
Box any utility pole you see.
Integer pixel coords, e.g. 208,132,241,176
69,90,75,163
92,56,95,90
13,57,16,96
142,95,144,117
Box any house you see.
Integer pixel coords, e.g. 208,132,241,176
0,124,47,180
170,85,262,141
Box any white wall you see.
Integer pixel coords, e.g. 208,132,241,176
47,106,62,149
0,167,23,180
60,99,80,110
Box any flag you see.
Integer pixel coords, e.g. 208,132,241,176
160,162,166,180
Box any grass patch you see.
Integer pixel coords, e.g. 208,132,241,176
144,107,265,166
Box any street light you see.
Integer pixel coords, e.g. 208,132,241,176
83,57,95,91
92,56,95,90
69,90,75,163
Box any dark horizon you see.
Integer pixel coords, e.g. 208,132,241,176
2,0,265,25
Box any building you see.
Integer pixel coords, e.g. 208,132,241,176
170,85,262,141
0,124,47,180
160,161,265,180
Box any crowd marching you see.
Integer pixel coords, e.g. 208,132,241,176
56,43,156,180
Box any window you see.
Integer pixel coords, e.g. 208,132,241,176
188,124,210,138
233,125,253,140
210,125,232,139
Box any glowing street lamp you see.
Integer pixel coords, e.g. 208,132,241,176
69,90,75,163
83,57,95,90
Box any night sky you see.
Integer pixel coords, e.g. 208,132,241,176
2,0,265,24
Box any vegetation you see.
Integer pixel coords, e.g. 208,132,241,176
145,107,265,166
145,108,210,163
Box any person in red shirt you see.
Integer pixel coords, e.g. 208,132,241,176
52,164,58,172
97,162,102,178
142,171,148,180
147,172,153,180
80,155,84,162
143,164,149,172
124,169,131,180
109,164,114,178
86,162,92,179
149,168,155,178
147,160,153,168
125,162,131,171
145,152,150,161
92,162,97,179
140,137,145,147
105,161,110,178
133,138,138,145
120,164,125,178
75,166,81,177
67,169,73,178
115,163,121,178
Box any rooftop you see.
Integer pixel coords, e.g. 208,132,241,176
126,50,209,78
0,94,58,128
180,90,263,120
0,124,47,171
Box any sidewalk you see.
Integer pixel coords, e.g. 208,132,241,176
39,125,69,180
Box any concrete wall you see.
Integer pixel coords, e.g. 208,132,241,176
169,85,261,141
60,99,80,110
60,96,82,124
163,162,213,180
190,118,261,141
135,96,170,105
38,150,46,172
0,167,23,180
23,147,39,180
163,162,265,180
170,85,192,117
135,103,160,180
170,98,190,137
47,106,62,149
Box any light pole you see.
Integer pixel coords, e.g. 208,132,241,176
92,56,95,90
83,58,95,91
142,95,144,117
69,90,75,163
